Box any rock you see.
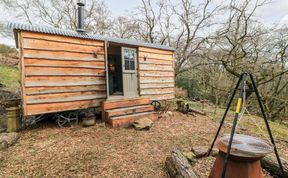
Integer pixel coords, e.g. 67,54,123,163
191,146,208,158
0,128,6,133
0,153,4,161
133,118,153,130
0,132,19,147
182,151,196,164
211,148,219,157
162,111,173,118
0,140,8,150
166,111,173,116
82,119,96,127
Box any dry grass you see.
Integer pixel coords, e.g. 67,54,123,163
0,111,287,177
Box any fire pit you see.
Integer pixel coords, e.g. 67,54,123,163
209,134,274,178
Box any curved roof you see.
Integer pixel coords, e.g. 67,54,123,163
6,22,175,51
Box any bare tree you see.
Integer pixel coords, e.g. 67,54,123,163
1,0,113,35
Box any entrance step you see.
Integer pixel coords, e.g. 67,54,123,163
107,112,158,128
101,98,157,128
105,105,154,118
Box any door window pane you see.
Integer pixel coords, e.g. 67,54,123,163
130,60,135,70
124,48,136,71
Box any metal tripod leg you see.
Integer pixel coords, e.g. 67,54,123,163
221,73,248,178
207,73,244,156
249,73,284,175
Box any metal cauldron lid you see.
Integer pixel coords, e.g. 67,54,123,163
216,134,274,158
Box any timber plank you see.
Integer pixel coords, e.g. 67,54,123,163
139,71,174,77
144,93,175,100
22,31,104,47
24,55,104,62
139,52,173,61
105,105,154,118
23,38,104,54
140,77,174,83
19,31,27,116
140,83,174,89
25,59,104,67
25,85,106,95
26,99,103,116
138,47,174,55
23,49,102,59
25,76,106,87
107,112,157,128
139,58,172,65
140,88,175,95
25,67,105,76
102,98,150,110
139,63,173,71
138,57,173,65
26,92,106,104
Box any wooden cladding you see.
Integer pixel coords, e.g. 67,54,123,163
138,47,175,100
20,31,106,116
18,31,175,116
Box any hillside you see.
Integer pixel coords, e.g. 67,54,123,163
0,44,20,129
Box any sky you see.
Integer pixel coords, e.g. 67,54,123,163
1,0,288,46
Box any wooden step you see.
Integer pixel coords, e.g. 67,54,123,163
105,105,154,118
106,112,158,128
102,98,150,110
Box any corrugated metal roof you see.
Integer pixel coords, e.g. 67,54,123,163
6,22,175,51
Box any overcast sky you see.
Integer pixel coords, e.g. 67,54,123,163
105,0,288,25
1,0,288,46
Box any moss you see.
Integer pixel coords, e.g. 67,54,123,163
0,65,20,89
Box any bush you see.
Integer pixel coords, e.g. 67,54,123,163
0,44,17,56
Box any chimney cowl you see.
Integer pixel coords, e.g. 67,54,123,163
76,2,85,33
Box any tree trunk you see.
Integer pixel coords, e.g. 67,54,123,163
165,150,199,178
261,154,288,178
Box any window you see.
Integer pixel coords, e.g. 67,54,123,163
124,48,136,71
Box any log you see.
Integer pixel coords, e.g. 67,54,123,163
176,100,206,115
261,154,288,178
165,150,199,178
188,108,206,116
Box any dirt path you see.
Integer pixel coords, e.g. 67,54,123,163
0,112,287,177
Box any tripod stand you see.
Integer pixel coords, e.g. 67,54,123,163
207,72,284,178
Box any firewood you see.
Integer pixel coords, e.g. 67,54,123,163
189,108,206,116
261,154,288,178
165,149,199,178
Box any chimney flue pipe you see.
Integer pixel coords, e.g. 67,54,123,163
77,2,85,33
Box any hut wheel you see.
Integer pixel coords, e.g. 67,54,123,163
151,100,161,111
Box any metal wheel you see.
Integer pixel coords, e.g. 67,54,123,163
151,100,161,111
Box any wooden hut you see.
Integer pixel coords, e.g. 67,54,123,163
7,21,175,127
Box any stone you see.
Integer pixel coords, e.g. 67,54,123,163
133,118,153,130
163,111,173,117
0,140,8,150
0,128,6,133
211,148,219,157
82,119,96,127
0,132,19,147
166,111,173,116
0,153,4,161
182,151,196,164
191,146,208,158
283,138,288,144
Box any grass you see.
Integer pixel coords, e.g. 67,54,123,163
0,65,20,89
171,98,288,139
197,101,288,139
